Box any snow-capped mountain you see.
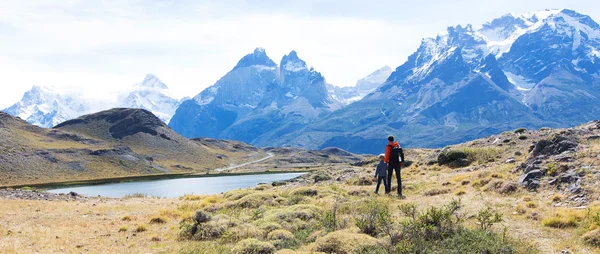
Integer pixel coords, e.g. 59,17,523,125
328,66,393,104
169,48,341,144
3,86,89,128
270,9,600,153
122,74,180,123
3,74,181,127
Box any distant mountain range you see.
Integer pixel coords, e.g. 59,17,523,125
274,9,600,153
3,9,600,154
3,74,181,127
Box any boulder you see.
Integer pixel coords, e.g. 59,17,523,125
531,135,578,157
518,169,543,187
559,172,580,184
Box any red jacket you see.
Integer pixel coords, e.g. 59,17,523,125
385,141,400,163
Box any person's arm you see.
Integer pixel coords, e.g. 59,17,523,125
384,145,390,163
374,167,378,178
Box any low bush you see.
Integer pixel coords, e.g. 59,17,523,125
355,198,390,236
312,172,332,183
437,149,471,167
290,188,318,197
514,128,527,134
224,223,264,243
267,229,294,241
232,238,276,254
149,216,167,224
423,188,451,196
349,176,373,186
232,193,279,209
135,224,148,232
313,230,381,254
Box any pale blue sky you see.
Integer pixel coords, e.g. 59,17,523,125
0,0,598,108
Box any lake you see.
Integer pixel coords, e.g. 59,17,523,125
46,172,306,198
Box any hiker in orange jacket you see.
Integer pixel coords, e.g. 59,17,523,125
385,135,404,198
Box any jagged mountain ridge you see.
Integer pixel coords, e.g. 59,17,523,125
169,48,342,145
3,74,181,127
327,66,393,104
270,9,600,153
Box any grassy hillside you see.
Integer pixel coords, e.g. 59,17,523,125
0,109,244,187
5,111,600,252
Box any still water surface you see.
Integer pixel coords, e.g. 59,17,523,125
47,172,305,198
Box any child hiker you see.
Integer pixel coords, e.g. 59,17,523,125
374,154,389,194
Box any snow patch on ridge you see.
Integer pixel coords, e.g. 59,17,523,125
504,71,535,90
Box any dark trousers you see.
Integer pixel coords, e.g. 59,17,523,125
387,163,402,195
375,176,388,194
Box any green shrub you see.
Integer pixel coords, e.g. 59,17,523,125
475,207,503,231
312,172,332,183
355,198,390,236
519,135,528,140
514,128,527,134
437,149,471,168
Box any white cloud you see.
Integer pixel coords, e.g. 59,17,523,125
0,0,598,109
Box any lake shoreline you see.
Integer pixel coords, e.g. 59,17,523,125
1,170,312,190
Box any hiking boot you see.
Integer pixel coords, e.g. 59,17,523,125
398,194,405,199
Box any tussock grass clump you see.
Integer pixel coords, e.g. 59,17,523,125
348,176,374,186
290,188,318,197
224,223,264,243
582,229,600,247
258,222,283,234
313,230,381,254
121,215,133,221
118,226,128,232
135,224,148,232
182,194,204,201
423,188,451,196
232,238,276,254
552,194,563,202
149,216,167,224
526,202,537,209
541,209,585,228
263,204,323,226
224,189,255,201
231,193,280,209
463,147,502,164
267,229,294,241
311,172,332,183
514,128,527,134
454,189,466,196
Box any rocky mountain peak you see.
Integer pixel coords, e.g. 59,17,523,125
281,50,308,73
232,47,277,70
138,74,168,90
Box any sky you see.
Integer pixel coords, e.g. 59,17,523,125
0,0,598,109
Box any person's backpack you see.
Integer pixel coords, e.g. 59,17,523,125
389,144,405,164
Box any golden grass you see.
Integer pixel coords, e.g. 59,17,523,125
542,208,586,228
